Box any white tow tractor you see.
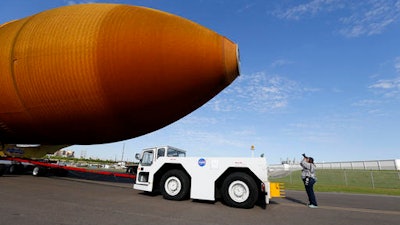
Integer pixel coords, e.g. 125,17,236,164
133,146,283,209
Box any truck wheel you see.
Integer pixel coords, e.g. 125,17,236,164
160,169,190,201
221,172,258,209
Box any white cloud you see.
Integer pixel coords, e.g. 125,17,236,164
369,77,400,98
367,57,400,95
175,129,250,151
65,0,98,5
208,72,310,113
179,116,218,126
283,121,338,144
274,0,342,20
355,57,400,113
236,3,256,14
339,0,400,37
270,59,294,68
353,99,379,106
370,79,400,89
352,99,380,107
274,0,400,38
395,57,400,73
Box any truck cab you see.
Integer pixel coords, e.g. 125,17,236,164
135,146,186,184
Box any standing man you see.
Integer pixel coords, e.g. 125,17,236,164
300,153,318,208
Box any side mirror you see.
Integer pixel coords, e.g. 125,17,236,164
135,153,141,161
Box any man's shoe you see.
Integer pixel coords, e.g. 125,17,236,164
308,204,318,208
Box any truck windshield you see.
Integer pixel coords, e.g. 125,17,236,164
167,148,186,157
141,150,154,166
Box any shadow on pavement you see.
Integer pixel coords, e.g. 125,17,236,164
284,196,307,205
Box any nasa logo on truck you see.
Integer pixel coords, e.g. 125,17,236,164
198,158,206,167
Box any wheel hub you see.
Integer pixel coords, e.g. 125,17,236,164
228,180,250,203
165,176,181,196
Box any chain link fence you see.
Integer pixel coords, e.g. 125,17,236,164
315,159,400,171
283,169,400,190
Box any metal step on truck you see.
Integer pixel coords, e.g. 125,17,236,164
133,146,284,209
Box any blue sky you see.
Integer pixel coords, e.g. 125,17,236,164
1,0,400,164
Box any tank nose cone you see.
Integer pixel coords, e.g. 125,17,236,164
223,39,240,84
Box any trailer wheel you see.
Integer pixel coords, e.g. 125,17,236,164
32,166,44,176
126,166,138,174
8,164,24,174
221,172,258,209
8,164,17,174
126,167,133,174
160,169,190,201
0,164,6,176
54,168,68,177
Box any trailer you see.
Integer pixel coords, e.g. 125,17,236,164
0,157,136,179
133,146,284,209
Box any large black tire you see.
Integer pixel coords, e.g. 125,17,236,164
8,164,24,174
0,164,6,176
221,172,259,209
160,169,190,201
8,164,17,174
54,168,68,177
126,166,138,174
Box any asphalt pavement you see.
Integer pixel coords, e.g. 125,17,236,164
0,175,399,225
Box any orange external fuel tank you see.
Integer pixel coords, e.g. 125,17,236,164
0,4,239,145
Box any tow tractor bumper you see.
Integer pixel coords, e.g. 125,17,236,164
133,183,153,192
261,182,285,205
